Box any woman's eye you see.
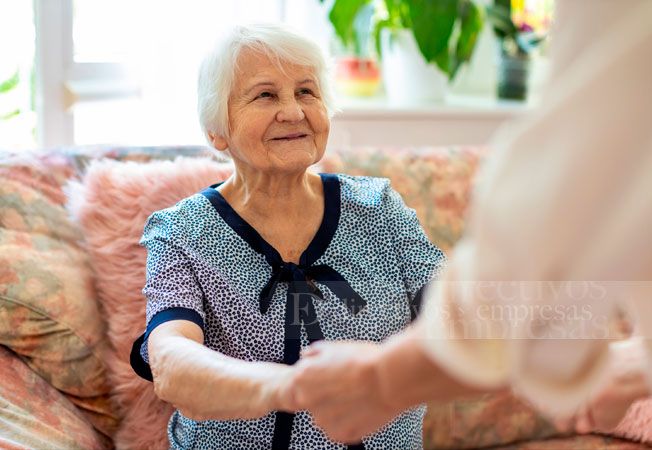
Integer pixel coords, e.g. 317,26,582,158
256,91,274,99
298,88,314,96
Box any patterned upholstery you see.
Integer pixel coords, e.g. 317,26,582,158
0,156,120,439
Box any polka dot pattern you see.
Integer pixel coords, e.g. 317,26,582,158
139,174,446,449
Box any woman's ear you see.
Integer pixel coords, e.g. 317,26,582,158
208,132,228,151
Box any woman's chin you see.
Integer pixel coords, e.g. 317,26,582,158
267,147,324,172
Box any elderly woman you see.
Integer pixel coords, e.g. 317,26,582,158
130,24,445,449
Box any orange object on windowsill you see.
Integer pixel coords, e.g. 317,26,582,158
335,57,381,97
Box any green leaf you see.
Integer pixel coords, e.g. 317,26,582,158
450,0,483,80
485,3,516,39
373,18,394,59
383,0,408,26
398,0,412,27
0,109,21,120
0,69,20,94
433,47,450,74
329,0,371,50
406,0,458,68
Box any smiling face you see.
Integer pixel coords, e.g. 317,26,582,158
210,48,330,175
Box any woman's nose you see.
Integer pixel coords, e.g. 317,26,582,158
276,98,305,123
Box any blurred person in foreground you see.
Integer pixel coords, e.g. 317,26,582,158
286,0,652,444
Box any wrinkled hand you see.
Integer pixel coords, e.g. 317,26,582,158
556,367,650,434
281,340,403,444
555,339,651,434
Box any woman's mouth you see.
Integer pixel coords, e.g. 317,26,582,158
272,133,308,141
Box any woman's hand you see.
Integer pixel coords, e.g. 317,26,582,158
555,366,650,435
555,337,651,434
572,369,650,434
281,340,398,444
282,326,486,444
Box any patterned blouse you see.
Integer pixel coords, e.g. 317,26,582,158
130,173,446,450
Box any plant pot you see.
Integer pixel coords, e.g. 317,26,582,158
380,28,448,105
334,57,381,97
497,52,531,101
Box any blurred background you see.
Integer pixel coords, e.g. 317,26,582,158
0,0,553,151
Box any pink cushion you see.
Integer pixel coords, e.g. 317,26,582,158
613,397,652,444
67,157,233,450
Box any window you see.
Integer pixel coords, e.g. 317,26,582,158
0,0,36,150
23,0,550,149
34,0,331,147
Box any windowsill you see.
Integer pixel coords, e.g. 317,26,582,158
334,93,534,120
327,93,537,147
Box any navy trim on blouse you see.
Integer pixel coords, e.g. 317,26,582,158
130,307,204,382
410,284,427,321
200,173,366,450
200,173,341,267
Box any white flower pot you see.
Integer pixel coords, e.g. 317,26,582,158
380,28,448,105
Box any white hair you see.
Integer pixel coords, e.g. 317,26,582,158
197,23,336,146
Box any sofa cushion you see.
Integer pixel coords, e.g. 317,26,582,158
65,148,560,450
320,146,487,254
423,391,560,449
66,156,234,450
493,434,649,449
0,162,119,439
0,344,110,450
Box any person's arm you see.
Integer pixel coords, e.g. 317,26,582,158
375,323,494,406
292,3,652,442
148,319,294,421
417,0,652,418
289,324,492,444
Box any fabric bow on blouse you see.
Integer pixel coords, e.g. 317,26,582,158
259,259,367,450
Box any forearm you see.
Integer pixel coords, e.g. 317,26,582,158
374,325,496,411
149,324,290,420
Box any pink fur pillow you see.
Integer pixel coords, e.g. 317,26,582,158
613,398,652,444
66,157,233,450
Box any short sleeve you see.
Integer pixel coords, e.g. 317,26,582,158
130,209,205,381
382,183,447,319
140,210,205,324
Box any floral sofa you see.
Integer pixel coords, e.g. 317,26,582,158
0,145,648,450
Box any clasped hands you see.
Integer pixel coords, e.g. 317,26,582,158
169,336,650,445
274,340,401,444
270,338,650,445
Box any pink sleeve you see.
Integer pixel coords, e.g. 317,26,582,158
417,0,652,416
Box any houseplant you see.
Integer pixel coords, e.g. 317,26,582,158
321,0,484,103
486,0,548,100
324,0,381,97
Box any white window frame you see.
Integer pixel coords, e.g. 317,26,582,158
35,0,142,147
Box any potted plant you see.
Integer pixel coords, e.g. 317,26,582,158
321,0,484,104
323,0,382,97
486,0,547,100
